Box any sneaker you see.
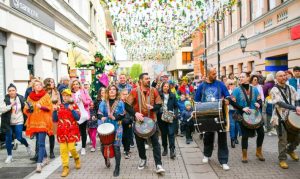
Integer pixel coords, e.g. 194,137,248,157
267,132,272,136
13,143,18,150
125,152,131,159
145,144,149,150
26,146,33,156
271,129,277,136
221,164,230,171
202,156,209,163
138,159,147,170
156,165,165,174
41,158,49,167
81,148,86,155
5,156,13,164
90,148,96,152
36,163,42,173
186,140,190,144
130,144,135,148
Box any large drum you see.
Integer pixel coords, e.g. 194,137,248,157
134,117,156,139
192,100,229,133
242,109,263,129
97,123,115,145
285,111,300,134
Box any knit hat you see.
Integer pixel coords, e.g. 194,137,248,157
7,83,16,90
293,66,300,71
185,101,191,107
61,88,72,96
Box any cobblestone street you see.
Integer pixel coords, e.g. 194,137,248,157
194,133,300,179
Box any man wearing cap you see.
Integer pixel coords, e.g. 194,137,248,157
288,66,300,98
57,76,70,103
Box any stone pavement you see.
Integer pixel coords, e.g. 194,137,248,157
193,133,300,179
0,134,60,179
45,136,216,179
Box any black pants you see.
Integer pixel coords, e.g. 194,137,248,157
101,145,121,169
135,128,162,166
157,113,175,150
241,125,264,149
122,123,132,152
185,120,194,140
79,121,87,148
203,132,229,164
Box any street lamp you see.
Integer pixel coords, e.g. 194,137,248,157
238,34,261,58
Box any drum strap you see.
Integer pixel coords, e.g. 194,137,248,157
275,85,291,105
275,85,291,137
137,88,151,118
240,86,252,107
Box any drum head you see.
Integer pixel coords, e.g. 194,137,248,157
288,112,300,130
242,109,262,125
97,123,115,135
134,117,155,136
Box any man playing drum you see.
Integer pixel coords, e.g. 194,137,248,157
270,71,300,169
125,73,166,174
194,67,231,171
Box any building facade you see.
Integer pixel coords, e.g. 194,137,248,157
0,0,115,99
192,31,205,77
167,45,194,80
205,0,300,78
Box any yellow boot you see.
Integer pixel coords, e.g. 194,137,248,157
242,149,248,163
75,158,81,169
279,161,288,169
287,151,299,161
61,167,69,177
256,147,265,161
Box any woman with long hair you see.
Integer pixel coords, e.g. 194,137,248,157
232,72,265,163
98,85,125,177
70,79,92,155
24,80,53,173
44,78,60,158
157,82,178,159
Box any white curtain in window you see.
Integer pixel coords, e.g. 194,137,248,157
269,0,276,10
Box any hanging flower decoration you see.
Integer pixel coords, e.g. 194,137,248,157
101,0,238,61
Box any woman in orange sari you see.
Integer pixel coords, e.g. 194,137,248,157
24,80,53,173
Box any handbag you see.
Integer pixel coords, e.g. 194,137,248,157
161,110,174,123
77,101,89,124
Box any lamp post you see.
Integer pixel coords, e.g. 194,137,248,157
238,34,261,58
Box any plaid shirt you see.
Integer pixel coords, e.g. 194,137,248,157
270,84,298,126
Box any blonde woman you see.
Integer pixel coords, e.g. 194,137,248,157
70,79,92,155
24,80,53,173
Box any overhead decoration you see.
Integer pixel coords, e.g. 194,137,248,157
100,0,238,61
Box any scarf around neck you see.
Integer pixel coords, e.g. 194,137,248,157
29,89,47,101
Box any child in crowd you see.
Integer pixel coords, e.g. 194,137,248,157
181,101,194,144
53,89,81,177
177,93,187,136
87,102,98,152
264,89,276,136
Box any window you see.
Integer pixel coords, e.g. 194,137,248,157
268,0,276,10
250,0,253,21
27,42,36,76
182,52,192,65
52,49,59,83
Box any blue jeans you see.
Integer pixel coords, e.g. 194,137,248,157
229,110,241,140
36,132,47,163
5,124,29,156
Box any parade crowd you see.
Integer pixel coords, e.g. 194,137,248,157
0,66,300,177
